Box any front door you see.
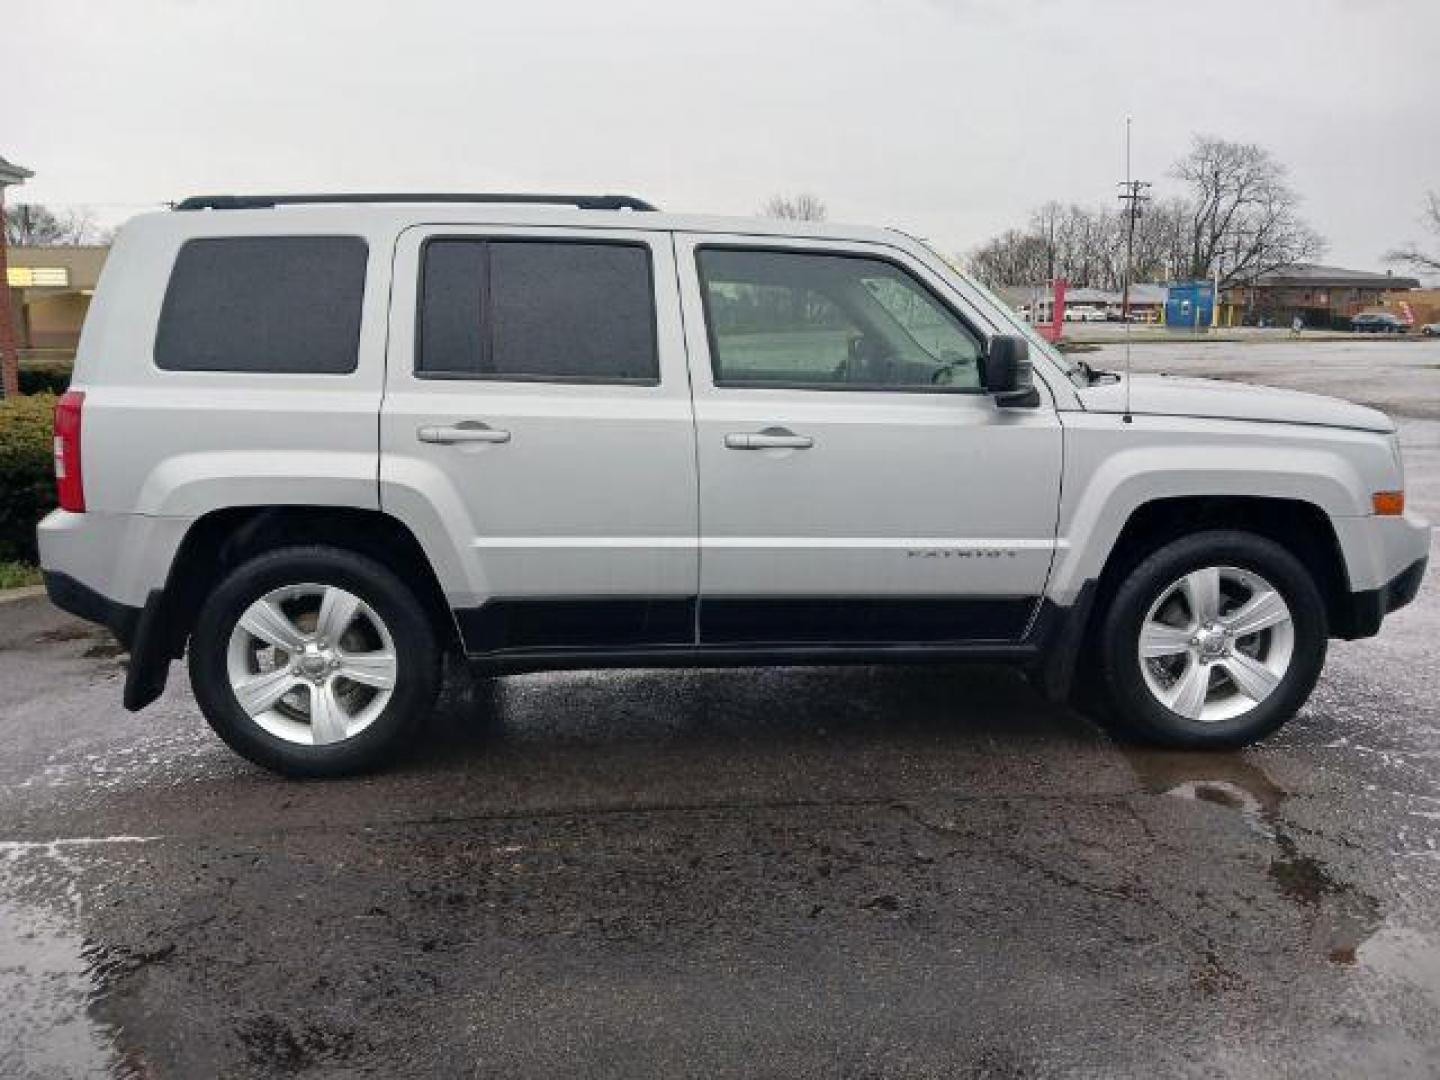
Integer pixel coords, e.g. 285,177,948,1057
674,234,1063,647
381,226,698,654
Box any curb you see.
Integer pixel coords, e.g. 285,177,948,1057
0,585,47,605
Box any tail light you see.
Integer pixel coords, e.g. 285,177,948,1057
53,390,86,512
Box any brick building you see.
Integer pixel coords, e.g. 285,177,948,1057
1221,263,1419,329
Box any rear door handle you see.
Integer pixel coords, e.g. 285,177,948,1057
417,422,511,445
724,430,814,450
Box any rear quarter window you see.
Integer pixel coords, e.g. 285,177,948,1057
155,235,368,373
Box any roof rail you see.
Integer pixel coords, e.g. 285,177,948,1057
173,193,658,212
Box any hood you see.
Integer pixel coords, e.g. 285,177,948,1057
1075,373,1395,434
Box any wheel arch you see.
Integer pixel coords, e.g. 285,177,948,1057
1086,495,1350,644
1037,493,1351,705
157,505,460,660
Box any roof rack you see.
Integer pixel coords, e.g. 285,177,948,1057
173,193,659,212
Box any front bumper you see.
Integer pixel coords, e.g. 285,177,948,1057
1334,555,1428,639
1329,509,1430,639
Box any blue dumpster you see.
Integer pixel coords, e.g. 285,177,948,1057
1165,281,1214,330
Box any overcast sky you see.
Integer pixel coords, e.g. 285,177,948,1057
7,0,1438,272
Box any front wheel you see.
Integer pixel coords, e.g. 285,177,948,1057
189,546,441,776
1097,531,1328,748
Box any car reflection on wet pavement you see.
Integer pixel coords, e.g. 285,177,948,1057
1,372,1438,1077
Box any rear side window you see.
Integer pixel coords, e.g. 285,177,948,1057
155,236,368,374
418,239,658,383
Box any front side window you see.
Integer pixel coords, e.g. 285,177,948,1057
697,248,981,391
156,236,368,373
418,239,658,383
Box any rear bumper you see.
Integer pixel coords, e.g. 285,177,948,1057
43,570,174,711
38,509,196,711
43,570,141,649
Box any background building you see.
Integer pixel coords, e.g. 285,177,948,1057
995,283,1167,323
1222,264,1419,328
4,245,108,351
1383,287,1440,327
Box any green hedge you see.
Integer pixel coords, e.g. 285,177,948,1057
19,363,72,396
0,393,56,564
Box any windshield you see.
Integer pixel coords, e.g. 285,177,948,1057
958,271,1083,380
900,233,1084,381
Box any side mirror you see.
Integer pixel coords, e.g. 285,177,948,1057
980,335,1039,407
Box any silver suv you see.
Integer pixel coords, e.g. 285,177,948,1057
38,193,1429,776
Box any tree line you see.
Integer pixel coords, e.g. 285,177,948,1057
3,204,109,246
967,136,1325,290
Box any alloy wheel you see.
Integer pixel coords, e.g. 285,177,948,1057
1136,565,1295,724
225,583,397,745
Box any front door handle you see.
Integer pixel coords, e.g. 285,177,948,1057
417,422,512,445
724,429,814,450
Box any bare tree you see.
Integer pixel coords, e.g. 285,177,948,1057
967,228,1052,287
967,137,1323,290
3,203,107,246
1170,136,1324,285
759,192,827,222
1133,197,1193,284
1384,191,1440,275
969,203,1137,290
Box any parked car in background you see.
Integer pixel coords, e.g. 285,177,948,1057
1351,312,1409,334
1421,322,1440,337
38,192,1430,776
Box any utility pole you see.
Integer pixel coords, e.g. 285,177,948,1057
0,153,35,400
1116,184,1151,322
1116,117,1151,324
1117,118,1151,421
1044,205,1056,286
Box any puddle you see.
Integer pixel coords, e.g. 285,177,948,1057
0,839,160,1078
1124,749,1382,965
0,897,123,1079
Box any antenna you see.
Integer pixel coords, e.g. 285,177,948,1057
1117,117,1151,424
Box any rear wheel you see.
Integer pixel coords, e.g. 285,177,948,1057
189,546,440,776
1096,531,1327,748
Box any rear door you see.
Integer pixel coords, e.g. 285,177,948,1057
381,225,698,654
675,233,1063,647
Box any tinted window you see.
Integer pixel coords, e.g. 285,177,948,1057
156,236,367,373
418,239,658,383
697,248,981,391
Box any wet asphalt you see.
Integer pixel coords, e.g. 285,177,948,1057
2,339,1439,1078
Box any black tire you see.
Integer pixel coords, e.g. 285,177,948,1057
1096,530,1327,748
188,545,440,777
